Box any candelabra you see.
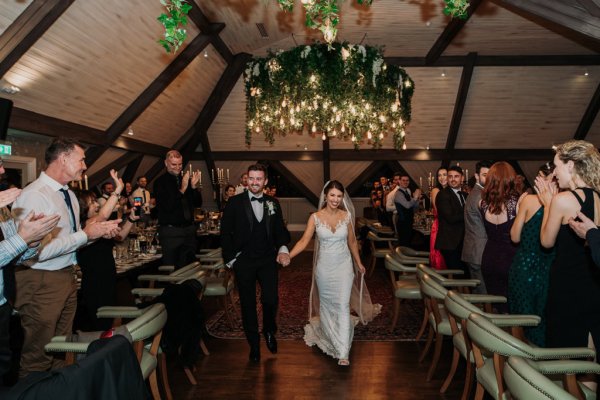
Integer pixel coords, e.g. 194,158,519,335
211,168,230,200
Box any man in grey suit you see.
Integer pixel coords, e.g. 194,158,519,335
461,161,492,294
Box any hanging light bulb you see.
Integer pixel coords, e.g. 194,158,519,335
367,131,372,140
312,123,317,133
402,142,407,150
322,133,326,140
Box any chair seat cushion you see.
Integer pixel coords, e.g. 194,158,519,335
203,277,234,296
394,280,421,299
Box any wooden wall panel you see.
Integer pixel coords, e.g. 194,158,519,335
0,0,33,35
130,44,227,148
281,161,323,196
330,161,372,188
445,1,594,56
456,66,600,149
3,0,200,130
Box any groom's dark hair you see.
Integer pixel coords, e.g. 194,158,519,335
248,163,268,178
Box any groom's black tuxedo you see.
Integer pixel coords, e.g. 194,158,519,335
220,192,290,352
221,193,290,264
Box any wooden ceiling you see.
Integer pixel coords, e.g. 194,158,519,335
1,0,600,202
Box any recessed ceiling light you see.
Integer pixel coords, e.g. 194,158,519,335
127,127,134,136
204,50,208,58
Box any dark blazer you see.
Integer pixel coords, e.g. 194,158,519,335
587,228,600,268
154,172,202,226
435,186,467,250
220,193,290,264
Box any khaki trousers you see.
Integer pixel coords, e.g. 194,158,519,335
15,267,77,378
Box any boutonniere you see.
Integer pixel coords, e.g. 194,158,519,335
265,200,276,216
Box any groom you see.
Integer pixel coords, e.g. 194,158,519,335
221,164,291,362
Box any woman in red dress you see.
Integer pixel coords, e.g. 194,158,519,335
429,167,448,269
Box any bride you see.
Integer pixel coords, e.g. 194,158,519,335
289,180,381,366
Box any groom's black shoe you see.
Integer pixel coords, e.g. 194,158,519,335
249,345,261,363
264,332,277,354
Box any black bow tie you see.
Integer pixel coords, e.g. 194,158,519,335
251,196,265,203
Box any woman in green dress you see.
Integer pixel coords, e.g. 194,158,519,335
509,163,555,346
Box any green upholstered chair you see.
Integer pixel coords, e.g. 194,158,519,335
384,253,421,331
138,260,201,288
199,258,238,328
366,231,395,277
45,303,168,400
466,312,600,400
396,246,430,262
504,356,578,400
443,290,536,400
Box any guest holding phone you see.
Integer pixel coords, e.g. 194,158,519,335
75,170,139,331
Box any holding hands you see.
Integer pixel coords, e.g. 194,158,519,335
277,252,290,267
534,175,558,207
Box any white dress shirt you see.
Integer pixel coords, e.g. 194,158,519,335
12,172,87,270
249,192,265,222
385,186,399,213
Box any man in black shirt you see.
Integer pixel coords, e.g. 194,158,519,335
154,150,202,268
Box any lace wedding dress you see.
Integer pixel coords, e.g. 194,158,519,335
304,212,380,360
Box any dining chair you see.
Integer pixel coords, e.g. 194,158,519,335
384,253,420,332
45,303,168,400
504,356,578,400
443,290,535,400
366,231,395,277
199,259,238,328
467,312,600,400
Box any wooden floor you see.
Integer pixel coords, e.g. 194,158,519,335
168,335,466,399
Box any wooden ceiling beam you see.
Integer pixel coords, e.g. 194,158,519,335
576,0,600,18
88,151,142,188
346,160,386,196
121,154,144,185
501,0,600,41
191,148,555,161
267,160,319,207
188,2,233,63
574,80,600,140
85,30,221,167
8,108,169,156
386,54,600,67
425,0,483,64
443,52,477,166
0,0,75,79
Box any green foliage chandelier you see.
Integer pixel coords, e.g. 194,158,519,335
244,42,414,150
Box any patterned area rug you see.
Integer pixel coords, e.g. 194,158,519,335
206,252,424,341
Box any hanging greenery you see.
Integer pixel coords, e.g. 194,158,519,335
244,42,414,150
275,1,470,43
157,0,192,53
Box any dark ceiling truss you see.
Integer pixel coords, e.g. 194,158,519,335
425,0,484,65
84,29,225,167
574,80,600,140
0,0,75,80
267,160,319,207
442,52,477,168
88,151,142,188
190,149,556,161
121,153,144,185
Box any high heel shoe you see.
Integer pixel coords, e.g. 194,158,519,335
338,359,350,366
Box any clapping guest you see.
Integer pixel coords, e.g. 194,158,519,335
234,172,249,195
385,173,402,233
479,162,520,312
509,162,555,346
76,170,138,331
537,140,600,359
131,176,153,223
394,175,421,246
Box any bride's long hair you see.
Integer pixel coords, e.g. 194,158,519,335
309,181,381,325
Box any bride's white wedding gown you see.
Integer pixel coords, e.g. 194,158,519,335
304,213,355,360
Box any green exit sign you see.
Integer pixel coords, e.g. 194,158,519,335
0,144,11,155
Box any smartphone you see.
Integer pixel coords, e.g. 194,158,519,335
133,197,142,217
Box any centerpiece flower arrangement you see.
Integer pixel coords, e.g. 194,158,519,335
244,42,414,150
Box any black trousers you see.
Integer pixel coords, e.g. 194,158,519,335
0,302,11,381
233,255,278,347
440,247,469,277
159,225,197,269
396,218,414,246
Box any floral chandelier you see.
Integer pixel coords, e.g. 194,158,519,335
244,42,414,150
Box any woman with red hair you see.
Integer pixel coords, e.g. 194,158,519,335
479,161,521,312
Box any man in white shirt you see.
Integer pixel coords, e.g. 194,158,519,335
385,173,402,232
131,176,153,223
234,172,249,195
393,174,421,245
12,138,121,378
